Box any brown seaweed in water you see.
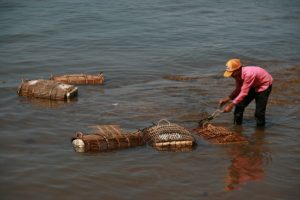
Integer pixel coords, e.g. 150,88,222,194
269,66,300,105
163,75,200,81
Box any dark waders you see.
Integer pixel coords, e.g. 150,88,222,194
234,85,272,127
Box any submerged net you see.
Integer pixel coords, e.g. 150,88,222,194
18,79,78,100
51,72,104,85
142,119,196,151
196,124,248,144
71,125,145,152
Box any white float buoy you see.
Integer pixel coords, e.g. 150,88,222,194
72,139,85,152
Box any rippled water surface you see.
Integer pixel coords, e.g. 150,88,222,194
1,0,300,199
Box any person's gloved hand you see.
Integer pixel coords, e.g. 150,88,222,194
223,102,235,113
219,97,230,107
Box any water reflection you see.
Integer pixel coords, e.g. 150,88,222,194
224,128,272,191
18,96,77,109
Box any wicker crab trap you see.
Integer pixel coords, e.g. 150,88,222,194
196,124,248,144
142,119,196,151
194,110,248,144
71,125,145,152
50,72,104,85
18,79,78,100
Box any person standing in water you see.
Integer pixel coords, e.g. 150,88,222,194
219,59,273,127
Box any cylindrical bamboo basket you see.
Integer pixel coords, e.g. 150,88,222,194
18,79,78,100
51,73,104,85
71,125,145,152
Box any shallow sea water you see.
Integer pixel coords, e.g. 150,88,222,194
0,0,300,199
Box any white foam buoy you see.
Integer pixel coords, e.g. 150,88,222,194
72,139,85,152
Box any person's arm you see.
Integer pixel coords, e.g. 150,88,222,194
232,73,255,105
223,73,255,112
229,79,242,100
219,78,242,107
219,96,230,107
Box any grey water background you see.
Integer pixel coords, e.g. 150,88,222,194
0,0,300,199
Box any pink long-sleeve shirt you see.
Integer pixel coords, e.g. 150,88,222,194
229,66,273,105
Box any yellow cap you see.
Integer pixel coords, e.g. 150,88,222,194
224,59,241,77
